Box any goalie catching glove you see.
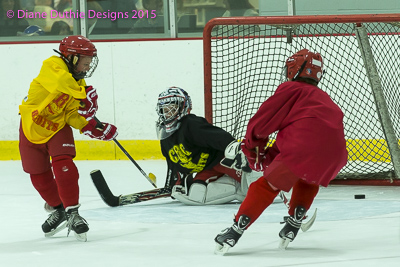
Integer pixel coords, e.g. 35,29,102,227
77,86,98,119
220,141,252,173
81,118,118,141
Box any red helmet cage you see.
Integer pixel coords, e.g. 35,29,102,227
59,35,97,58
286,49,323,83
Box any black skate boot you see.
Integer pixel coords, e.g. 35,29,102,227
42,204,67,237
214,215,251,255
66,204,89,242
279,205,307,249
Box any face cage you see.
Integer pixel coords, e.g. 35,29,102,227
280,66,288,83
70,55,99,80
157,99,183,125
161,104,180,122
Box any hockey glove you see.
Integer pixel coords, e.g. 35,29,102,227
241,138,266,172
77,86,98,119
81,118,118,141
220,141,252,173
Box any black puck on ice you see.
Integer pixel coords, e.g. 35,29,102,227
354,194,366,199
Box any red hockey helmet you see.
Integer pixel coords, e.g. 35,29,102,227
285,49,323,83
59,35,97,57
57,35,98,80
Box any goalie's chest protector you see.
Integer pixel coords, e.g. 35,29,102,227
246,81,348,188
161,115,233,174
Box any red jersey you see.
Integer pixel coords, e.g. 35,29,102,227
245,81,348,188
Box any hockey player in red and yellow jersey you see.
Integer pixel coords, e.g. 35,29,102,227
214,49,348,254
19,35,117,242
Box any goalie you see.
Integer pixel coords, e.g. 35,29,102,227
156,87,257,206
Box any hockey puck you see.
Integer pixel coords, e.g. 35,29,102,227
354,194,366,199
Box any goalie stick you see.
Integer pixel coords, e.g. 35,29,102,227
279,191,317,232
90,168,318,228
90,169,171,207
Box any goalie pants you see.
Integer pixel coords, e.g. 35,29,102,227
235,177,319,229
194,163,242,184
19,124,80,208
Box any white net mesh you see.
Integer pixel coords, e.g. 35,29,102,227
204,16,400,180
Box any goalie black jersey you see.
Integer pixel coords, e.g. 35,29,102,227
160,114,235,185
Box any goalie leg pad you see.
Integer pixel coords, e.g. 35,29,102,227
206,175,239,203
172,176,244,205
172,183,207,205
187,183,207,203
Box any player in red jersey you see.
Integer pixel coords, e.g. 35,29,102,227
215,49,348,254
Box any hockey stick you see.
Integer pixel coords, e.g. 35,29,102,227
90,169,171,207
279,191,317,232
111,138,157,188
79,100,157,187
90,113,157,188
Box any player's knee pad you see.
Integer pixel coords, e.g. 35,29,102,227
52,155,79,184
51,155,79,207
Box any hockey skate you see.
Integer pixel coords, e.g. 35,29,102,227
44,202,55,213
66,204,89,242
279,205,307,249
214,215,250,255
42,205,67,237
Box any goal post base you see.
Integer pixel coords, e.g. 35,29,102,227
330,179,400,186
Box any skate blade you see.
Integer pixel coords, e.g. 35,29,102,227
301,208,317,232
44,222,67,237
279,237,290,250
214,243,230,255
74,232,88,242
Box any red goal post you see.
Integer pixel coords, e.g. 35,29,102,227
203,14,400,185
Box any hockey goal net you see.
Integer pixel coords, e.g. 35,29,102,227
203,14,400,185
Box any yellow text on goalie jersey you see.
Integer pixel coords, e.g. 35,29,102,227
168,144,209,173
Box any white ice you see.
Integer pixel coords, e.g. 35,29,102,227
1,160,399,267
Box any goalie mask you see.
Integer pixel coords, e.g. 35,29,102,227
156,87,192,140
54,35,99,80
283,49,323,83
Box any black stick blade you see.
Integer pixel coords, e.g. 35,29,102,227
90,170,120,207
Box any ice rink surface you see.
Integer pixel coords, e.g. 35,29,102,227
1,160,399,267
